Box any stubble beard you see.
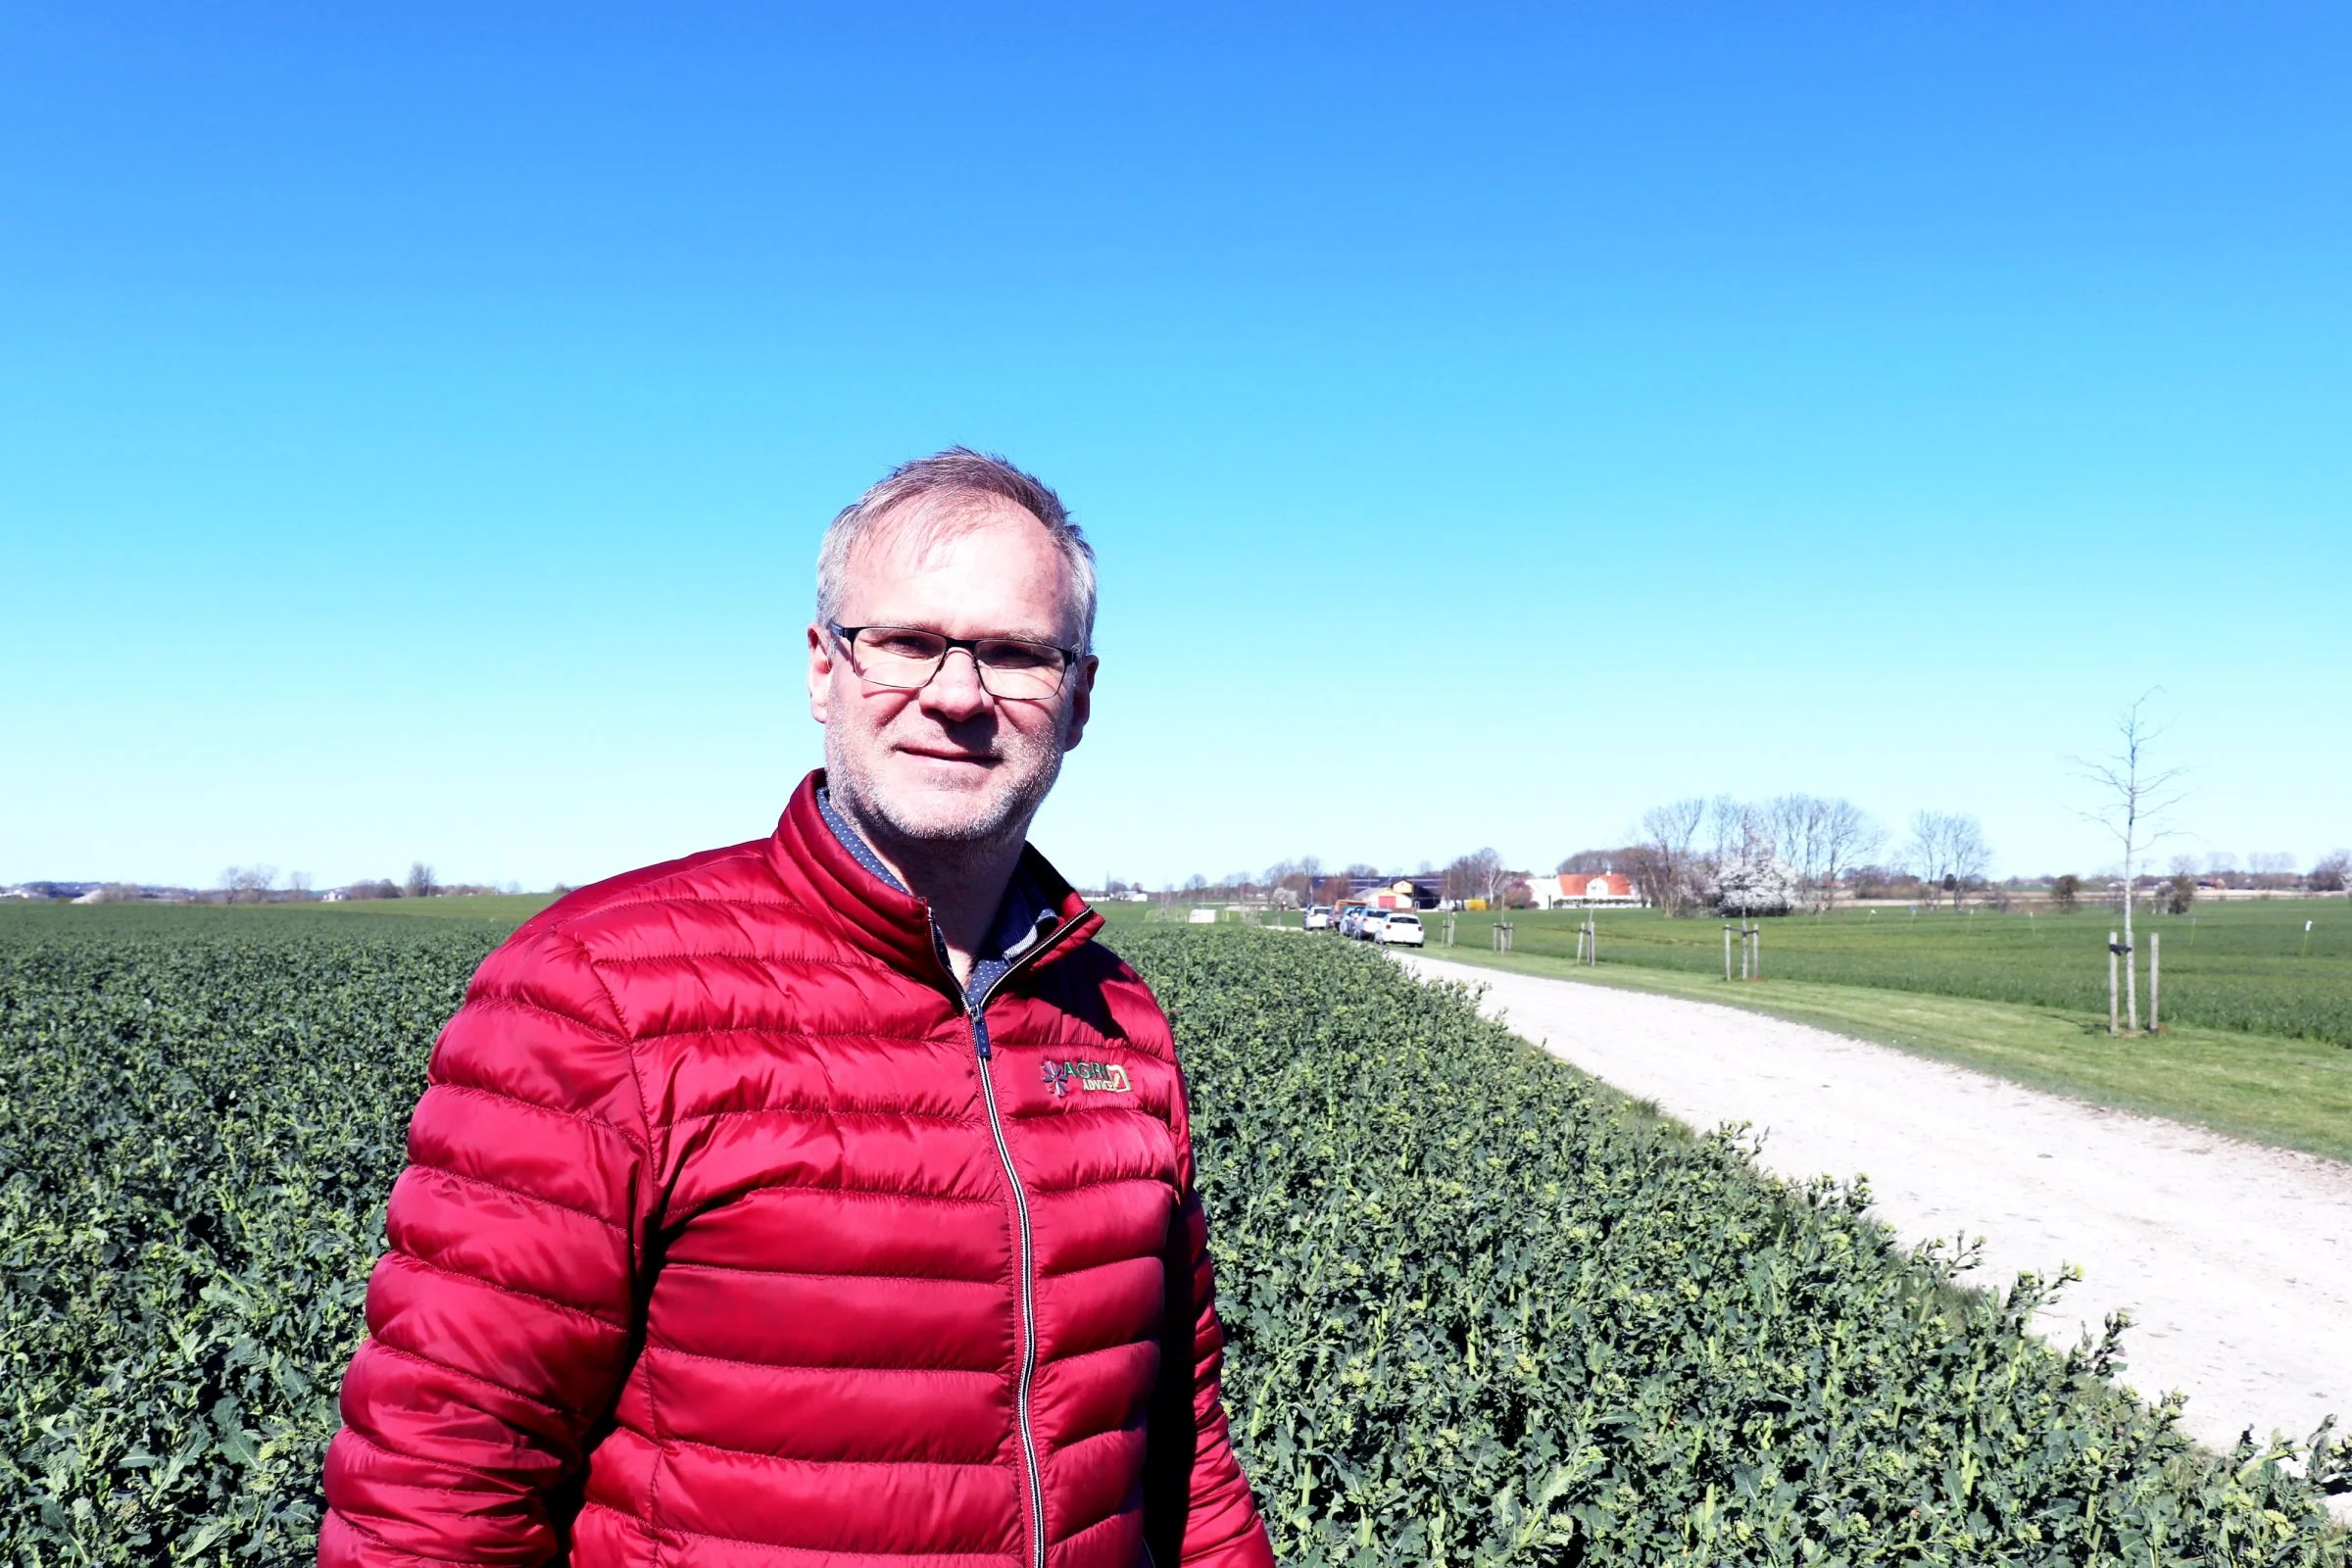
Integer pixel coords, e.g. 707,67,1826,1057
823,711,1068,864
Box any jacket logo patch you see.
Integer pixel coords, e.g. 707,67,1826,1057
1042,1058,1132,1098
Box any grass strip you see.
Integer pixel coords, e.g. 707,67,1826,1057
1409,942,2352,1165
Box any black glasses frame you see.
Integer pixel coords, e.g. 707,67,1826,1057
826,623,1081,699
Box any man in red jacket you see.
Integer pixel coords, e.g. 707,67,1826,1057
322,450,1274,1568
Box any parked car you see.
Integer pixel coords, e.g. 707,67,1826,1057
1303,905,1334,931
1378,911,1425,947
1358,909,1392,942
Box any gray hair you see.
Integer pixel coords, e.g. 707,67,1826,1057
815,448,1098,653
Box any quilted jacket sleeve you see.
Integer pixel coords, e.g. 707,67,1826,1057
1144,1065,1275,1568
320,927,654,1567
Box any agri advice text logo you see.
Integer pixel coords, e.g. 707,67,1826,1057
1041,1058,1133,1098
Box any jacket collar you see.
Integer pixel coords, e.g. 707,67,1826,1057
764,770,1102,994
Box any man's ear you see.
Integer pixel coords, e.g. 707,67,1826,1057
807,623,835,724
1061,655,1099,752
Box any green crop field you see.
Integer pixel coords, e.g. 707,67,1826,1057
0,909,2342,1563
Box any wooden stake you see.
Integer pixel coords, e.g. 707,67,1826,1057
1725,924,1734,981
2117,930,2135,1044
2124,925,2138,1034
1751,925,1761,980
2150,931,2160,1034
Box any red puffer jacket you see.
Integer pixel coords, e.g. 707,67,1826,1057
321,772,1272,1568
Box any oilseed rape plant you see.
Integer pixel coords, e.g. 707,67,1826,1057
0,909,2342,1563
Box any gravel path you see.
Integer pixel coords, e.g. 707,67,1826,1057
1395,953,2352,1487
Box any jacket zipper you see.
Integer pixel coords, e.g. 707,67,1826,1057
960,917,1079,1568
971,1008,1047,1568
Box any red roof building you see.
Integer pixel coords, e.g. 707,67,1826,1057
1528,872,1642,908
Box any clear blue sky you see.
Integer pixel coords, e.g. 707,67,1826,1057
5,5,2346,891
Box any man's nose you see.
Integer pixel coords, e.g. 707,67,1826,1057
919,647,992,718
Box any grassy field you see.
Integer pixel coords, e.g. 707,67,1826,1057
1420,900,2352,1046
1401,906,2352,1165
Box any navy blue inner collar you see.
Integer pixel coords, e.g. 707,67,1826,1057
815,786,1056,1006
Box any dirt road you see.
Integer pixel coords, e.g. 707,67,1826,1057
1395,953,2352,1486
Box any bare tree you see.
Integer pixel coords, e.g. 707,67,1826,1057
1762,794,1880,913
2311,850,2351,894
2067,693,2186,1034
1814,798,1883,913
1905,812,1986,911
1261,857,1320,907
1902,814,1949,898
1709,795,1767,872
1945,818,1988,906
405,861,438,899
1630,797,1707,914
220,864,279,904
1763,795,1826,908
1445,848,1507,906
2248,851,2298,890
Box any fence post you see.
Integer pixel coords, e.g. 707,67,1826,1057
2117,930,2135,1044
2150,931,2160,1034
1588,916,1597,965
1751,924,1761,980
1724,924,1733,981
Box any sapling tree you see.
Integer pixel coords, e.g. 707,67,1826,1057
2068,693,2186,1034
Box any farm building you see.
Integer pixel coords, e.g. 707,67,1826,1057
1344,874,1442,909
1526,872,1642,909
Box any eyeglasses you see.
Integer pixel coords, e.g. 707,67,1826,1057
827,623,1079,702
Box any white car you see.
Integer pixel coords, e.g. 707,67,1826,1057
1378,912,1425,947
1303,905,1334,931
1358,909,1391,942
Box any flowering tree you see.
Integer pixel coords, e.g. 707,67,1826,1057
1712,854,1801,916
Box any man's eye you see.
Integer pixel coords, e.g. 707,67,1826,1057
868,632,942,659
978,642,1057,670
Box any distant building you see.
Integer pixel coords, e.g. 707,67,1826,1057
1526,872,1642,909
1343,874,1441,909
